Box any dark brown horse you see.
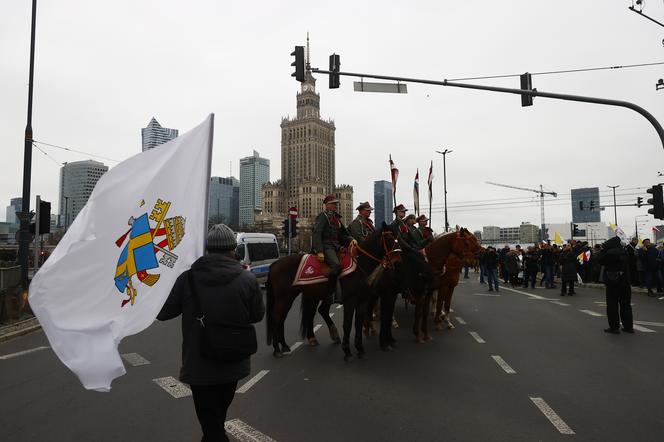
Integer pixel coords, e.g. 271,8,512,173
266,226,400,360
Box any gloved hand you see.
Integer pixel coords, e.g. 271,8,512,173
317,252,325,262
349,239,358,248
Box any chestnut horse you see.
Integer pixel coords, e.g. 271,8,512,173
266,226,400,360
406,228,477,342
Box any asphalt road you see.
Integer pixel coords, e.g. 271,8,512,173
1,276,664,442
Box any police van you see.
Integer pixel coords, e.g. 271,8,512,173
235,232,280,283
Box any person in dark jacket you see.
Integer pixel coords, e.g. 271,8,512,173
522,246,540,289
484,246,499,291
158,224,265,442
597,236,633,334
639,239,661,296
625,238,639,287
559,245,577,296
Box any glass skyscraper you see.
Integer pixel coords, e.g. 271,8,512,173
571,187,601,223
141,117,178,151
239,151,270,227
209,176,240,227
59,160,108,228
373,180,393,226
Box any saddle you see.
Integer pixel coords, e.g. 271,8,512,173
292,251,356,286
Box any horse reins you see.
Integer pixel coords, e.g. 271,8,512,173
354,231,399,269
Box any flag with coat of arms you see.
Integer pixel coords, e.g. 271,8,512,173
29,114,214,391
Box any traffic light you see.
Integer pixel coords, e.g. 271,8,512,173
282,219,291,237
290,219,298,238
291,46,305,82
637,197,643,208
519,72,533,107
572,223,580,236
589,200,595,211
329,53,340,89
39,200,51,234
647,184,664,219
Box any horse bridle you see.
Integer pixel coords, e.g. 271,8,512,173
354,230,400,269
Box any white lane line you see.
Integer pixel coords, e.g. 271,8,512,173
471,293,501,297
455,317,467,325
491,355,516,374
530,397,575,435
236,370,269,394
579,309,603,317
0,346,49,360
469,331,486,344
289,341,303,352
634,320,664,327
500,286,546,300
313,324,322,333
120,352,150,366
225,419,277,442
153,376,192,398
336,304,343,309
632,324,656,333
550,301,570,307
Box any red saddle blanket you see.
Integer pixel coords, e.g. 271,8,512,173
292,253,356,286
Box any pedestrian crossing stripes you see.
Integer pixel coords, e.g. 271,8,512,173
236,370,269,394
491,355,516,374
225,419,277,442
152,376,192,398
455,317,466,325
530,397,575,434
121,352,150,366
579,309,603,317
469,332,486,344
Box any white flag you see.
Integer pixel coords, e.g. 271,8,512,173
29,114,214,392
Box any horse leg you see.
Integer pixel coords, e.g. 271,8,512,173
379,290,397,349
413,297,425,343
354,299,367,358
278,295,297,354
317,298,340,344
342,299,355,361
443,288,455,329
434,285,445,330
305,299,319,346
422,292,433,341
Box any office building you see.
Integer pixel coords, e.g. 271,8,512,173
5,197,22,225
141,117,178,151
209,176,240,227
239,151,270,227
59,160,108,228
571,187,601,223
374,181,393,226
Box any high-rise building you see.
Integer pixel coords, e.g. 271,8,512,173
141,117,178,151
5,197,22,225
518,222,540,244
239,151,270,227
374,181,393,226
571,187,600,223
209,176,240,227
59,160,108,228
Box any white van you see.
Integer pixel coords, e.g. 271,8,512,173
235,232,280,283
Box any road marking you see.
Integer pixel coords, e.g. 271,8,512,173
491,355,516,374
0,346,50,360
632,324,656,333
153,376,191,398
579,309,603,317
530,397,575,435
313,324,322,333
455,317,467,325
469,331,486,344
225,419,277,442
289,341,303,352
120,352,150,366
550,301,570,307
336,304,343,309
634,320,664,327
500,286,546,300
236,370,269,394
471,293,501,297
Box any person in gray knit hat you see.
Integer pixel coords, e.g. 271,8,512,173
158,224,264,441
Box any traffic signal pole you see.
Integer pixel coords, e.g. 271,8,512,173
310,68,664,150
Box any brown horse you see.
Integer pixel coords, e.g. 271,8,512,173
266,226,400,360
405,228,477,343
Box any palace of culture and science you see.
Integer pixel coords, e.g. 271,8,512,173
258,49,353,250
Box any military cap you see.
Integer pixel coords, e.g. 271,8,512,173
323,195,339,204
393,204,408,213
405,214,417,221
417,215,429,222
356,201,373,211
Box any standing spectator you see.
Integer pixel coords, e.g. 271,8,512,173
484,246,499,292
639,239,661,296
597,236,633,334
158,224,265,442
522,246,539,289
625,238,639,287
589,245,603,283
552,244,561,280
478,248,487,284
560,244,578,296
506,249,521,288
540,243,555,289
499,245,510,283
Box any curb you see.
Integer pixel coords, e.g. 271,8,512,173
0,317,42,343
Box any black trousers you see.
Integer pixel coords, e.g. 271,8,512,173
191,382,238,442
606,284,633,330
561,280,575,294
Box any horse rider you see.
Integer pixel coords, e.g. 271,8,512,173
415,214,434,248
391,204,417,251
348,201,376,244
313,194,356,303
391,205,432,298
404,214,422,249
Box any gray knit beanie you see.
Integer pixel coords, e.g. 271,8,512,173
207,224,237,251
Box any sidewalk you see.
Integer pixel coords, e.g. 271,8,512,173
0,316,41,343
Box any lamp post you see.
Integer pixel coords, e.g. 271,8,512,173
63,196,69,232
607,185,619,226
435,149,452,232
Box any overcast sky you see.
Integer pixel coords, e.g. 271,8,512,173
2,0,663,237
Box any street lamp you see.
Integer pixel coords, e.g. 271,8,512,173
435,148,453,232
607,185,619,226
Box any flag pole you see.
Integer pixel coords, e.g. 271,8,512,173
203,114,215,243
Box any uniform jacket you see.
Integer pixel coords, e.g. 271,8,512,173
348,215,375,243
391,218,417,251
312,210,352,253
413,226,434,248
157,253,265,385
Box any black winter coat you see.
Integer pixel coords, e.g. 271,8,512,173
157,253,265,385
560,250,578,282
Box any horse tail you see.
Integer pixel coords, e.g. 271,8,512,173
299,296,314,339
266,273,274,346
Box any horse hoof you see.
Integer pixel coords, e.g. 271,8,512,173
446,321,455,329
308,338,320,346
425,334,433,342
281,344,291,353
392,320,400,329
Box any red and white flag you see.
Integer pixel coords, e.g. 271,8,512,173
413,169,420,216
653,226,660,233
427,161,433,214
389,155,399,204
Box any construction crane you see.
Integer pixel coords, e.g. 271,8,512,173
486,182,558,242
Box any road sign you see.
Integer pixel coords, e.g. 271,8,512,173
289,207,298,219
353,81,407,94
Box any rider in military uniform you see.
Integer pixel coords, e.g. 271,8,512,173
391,205,418,251
413,214,434,248
313,195,355,303
391,205,432,298
348,202,375,244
